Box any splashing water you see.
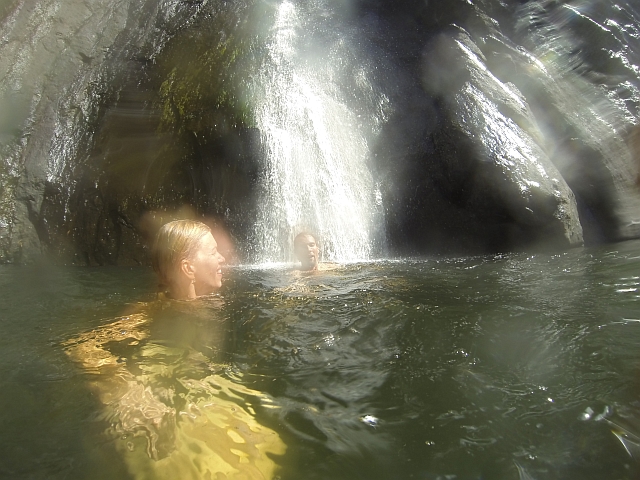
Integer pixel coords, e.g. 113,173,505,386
250,1,385,264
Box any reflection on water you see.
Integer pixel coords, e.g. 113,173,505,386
62,298,285,479
2,242,640,479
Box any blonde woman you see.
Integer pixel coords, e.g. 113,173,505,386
64,220,285,480
152,220,226,299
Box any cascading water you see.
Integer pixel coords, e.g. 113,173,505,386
250,1,387,264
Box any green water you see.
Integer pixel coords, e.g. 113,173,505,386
2,241,640,479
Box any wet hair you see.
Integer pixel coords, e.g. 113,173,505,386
151,220,211,288
293,232,318,249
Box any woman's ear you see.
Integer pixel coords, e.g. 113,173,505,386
180,258,196,280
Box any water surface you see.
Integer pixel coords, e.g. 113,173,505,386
2,242,640,479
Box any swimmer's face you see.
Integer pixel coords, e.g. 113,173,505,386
191,232,226,294
294,234,319,271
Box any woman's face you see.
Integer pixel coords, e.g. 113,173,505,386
191,232,226,295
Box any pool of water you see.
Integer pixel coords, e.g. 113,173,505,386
2,241,640,479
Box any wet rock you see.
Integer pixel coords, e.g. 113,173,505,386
507,0,640,243
0,0,219,263
377,0,640,254
0,0,133,262
382,29,583,254
433,31,584,250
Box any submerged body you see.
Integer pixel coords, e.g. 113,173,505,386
64,303,285,480
63,220,284,479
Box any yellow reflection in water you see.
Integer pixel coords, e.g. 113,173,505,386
63,305,285,480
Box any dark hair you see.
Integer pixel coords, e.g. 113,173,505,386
293,232,318,248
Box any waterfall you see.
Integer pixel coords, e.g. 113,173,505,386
250,1,387,264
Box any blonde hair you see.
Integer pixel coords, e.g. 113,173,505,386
151,220,211,288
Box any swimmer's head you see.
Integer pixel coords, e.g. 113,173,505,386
152,220,225,299
293,232,319,271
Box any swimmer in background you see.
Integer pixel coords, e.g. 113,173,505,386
293,232,342,272
293,232,320,271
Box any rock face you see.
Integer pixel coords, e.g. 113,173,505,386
380,30,584,254
0,0,165,263
0,0,253,264
369,0,640,255
0,0,128,262
1,0,640,263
